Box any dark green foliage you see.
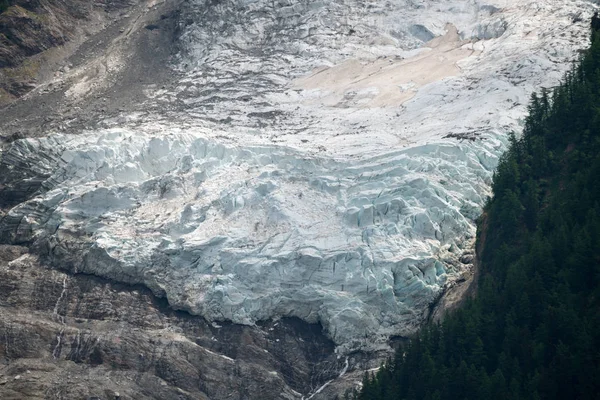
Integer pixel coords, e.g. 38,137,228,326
0,0,12,13
357,28,600,400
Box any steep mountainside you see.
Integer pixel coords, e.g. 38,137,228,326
0,0,595,398
0,244,354,399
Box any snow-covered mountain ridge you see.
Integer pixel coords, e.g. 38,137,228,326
0,0,592,352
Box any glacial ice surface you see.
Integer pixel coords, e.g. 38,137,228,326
0,0,592,350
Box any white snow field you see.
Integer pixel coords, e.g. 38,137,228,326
0,0,592,351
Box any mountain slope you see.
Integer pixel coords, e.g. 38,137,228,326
0,0,595,398
0,0,141,105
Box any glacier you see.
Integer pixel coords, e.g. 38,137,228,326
0,0,592,351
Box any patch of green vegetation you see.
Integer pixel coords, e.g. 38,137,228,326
0,0,11,14
0,88,15,106
1,4,46,23
3,58,40,80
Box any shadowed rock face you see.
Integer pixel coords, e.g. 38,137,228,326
0,245,368,399
0,2,79,69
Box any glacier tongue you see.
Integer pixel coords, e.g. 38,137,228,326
0,0,592,351
0,129,495,349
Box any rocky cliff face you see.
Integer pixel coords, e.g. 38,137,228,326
0,244,371,399
0,0,593,398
